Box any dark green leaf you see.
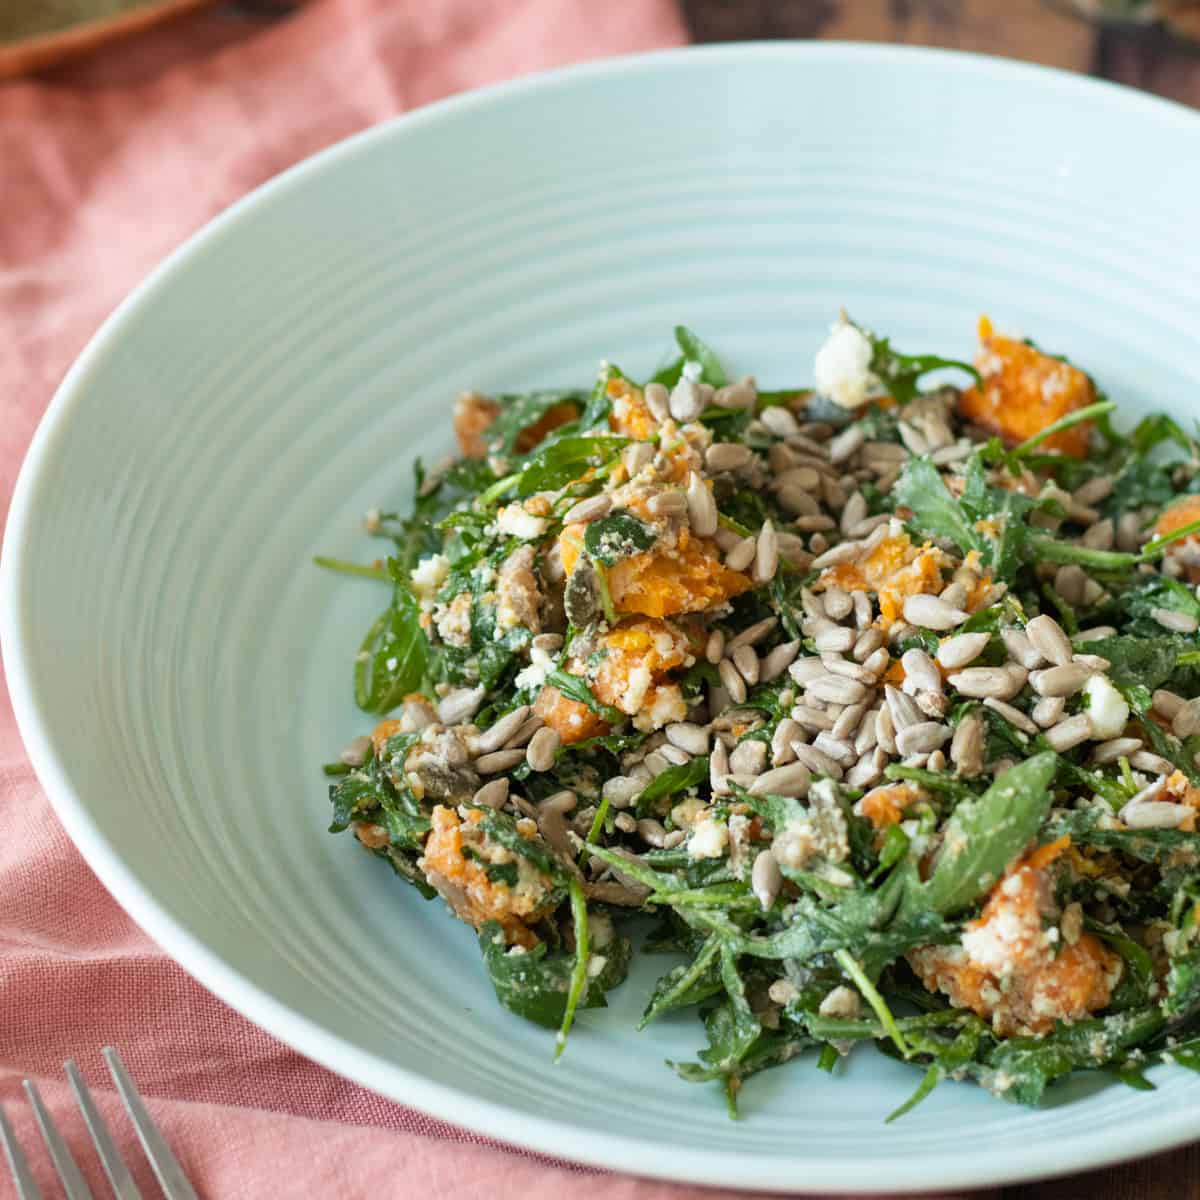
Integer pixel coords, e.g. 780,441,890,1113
868,333,980,406
583,509,657,565
892,457,984,558
354,566,429,714
635,756,710,816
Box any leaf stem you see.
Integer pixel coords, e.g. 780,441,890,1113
1141,517,1200,561
313,556,390,582
556,878,590,1060
834,948,910,1057
1011,400,1117,457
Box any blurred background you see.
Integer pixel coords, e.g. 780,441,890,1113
4,0,1199,105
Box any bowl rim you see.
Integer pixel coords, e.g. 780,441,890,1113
4,40,1200,1193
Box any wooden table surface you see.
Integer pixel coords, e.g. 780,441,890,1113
682,8,1199,1198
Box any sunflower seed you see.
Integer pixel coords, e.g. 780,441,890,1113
729,648,758,686
935,632,989,671
761,405,801,437
950,710,985,778
1154,607,1200,634
853,627,884,662
613,812,637,833
437,685,486,726
647,489,687,517
811,541,865,570
1091,736,1144,764
1083,520,1115,551
897,420,931,457
753,520,780,583
1044,713,1094,752
1117,511,1146,553
705,628,726,665
885,684,924,730
1075,626,1118,643
635,818,670,848
657,744,689,767
723,617,774,653
1120,800,1191,830
776,533,813,568
686,471,718,537
523,727,561,773
928,749,947,772
1030,664,1092,698
840,491,868,536
759,640,800,683
504,715,544,749
1024,614,1073,667
855,712,879,753
901,648,943,695
719,657,748,705
775,465,822,492
813,623,857,654
875,705,898,755
862,645,891,679
706,442,754,473
1054,564,1089,607
771,718,802,765
1073,653,1111,673
790,742,844,780
829,423,866,464
895,721,952,756
1153,689,1187,720
339,735,373,767
473,705,530,754
1074,476,1114,505
749,761,813,797
724,536,757,572
642,381,670,420
1130,750,1176,776
807,674,869,705
983,697,1038,735
730,740,767,779
1173,698,1200,739
714,378,757,410
621,442,654,475
842,752,879,790
708,739,731,792
1001,628,1045,670
814,732,858,766
1031,696,1066,728
666,722,709,756
669,377,704,422
791,702,836,732
790,657,829,687
915,690,949,719
949,666,1025,700
903,593,969,631
751,850,783,910
562,494,613,526
777,484,820,516
794,515,837,533
822,586,853,622
475,747,529,774
821,656,877,686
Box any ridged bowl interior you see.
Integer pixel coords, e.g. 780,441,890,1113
5,44,1200,1193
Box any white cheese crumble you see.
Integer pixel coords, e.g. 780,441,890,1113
813,319,876,410
688,816,729,860
681,360,703,383
1084,674,1130,741
496,503,548,541
514,643,555,692
410,553,449,605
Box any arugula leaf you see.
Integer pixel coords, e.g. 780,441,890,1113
478,919,630,1030
1073,635,1183,691
918,752,1058,917
868,333,980,406
355,562,429,714
545,668,625,726
674,326,728,388
635,756,710,816
485,390,585,457
583,509,656,565
514,434,631,496
640,932,724,1027
892,457,984,557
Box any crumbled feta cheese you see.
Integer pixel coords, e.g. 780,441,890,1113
681,360,703,383
813,319,876,410
688,816,729,860
514,643,555,692
410,553,449,604
496,503,548,541
1085,674,1130,741
624,664,653,714
634,683,687,732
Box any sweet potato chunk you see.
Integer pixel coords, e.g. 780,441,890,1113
958,316,1095,457
908,846,1121,1036
558,524,751,619
818,532,953,626
453,391,577,459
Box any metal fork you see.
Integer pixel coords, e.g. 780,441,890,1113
0,1047,198,1199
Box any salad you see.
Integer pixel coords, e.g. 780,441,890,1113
319,314,1200,1118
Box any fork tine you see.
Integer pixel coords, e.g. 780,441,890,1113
22,1081,93,1200
102,1049,198,1200
0,1104,44,1200
65,1061,143,1200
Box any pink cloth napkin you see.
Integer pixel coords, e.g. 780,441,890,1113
0,4,987,1197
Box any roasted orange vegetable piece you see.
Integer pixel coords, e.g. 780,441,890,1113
958,316,1095,457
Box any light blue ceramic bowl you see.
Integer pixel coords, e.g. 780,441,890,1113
4,43,1200,1193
